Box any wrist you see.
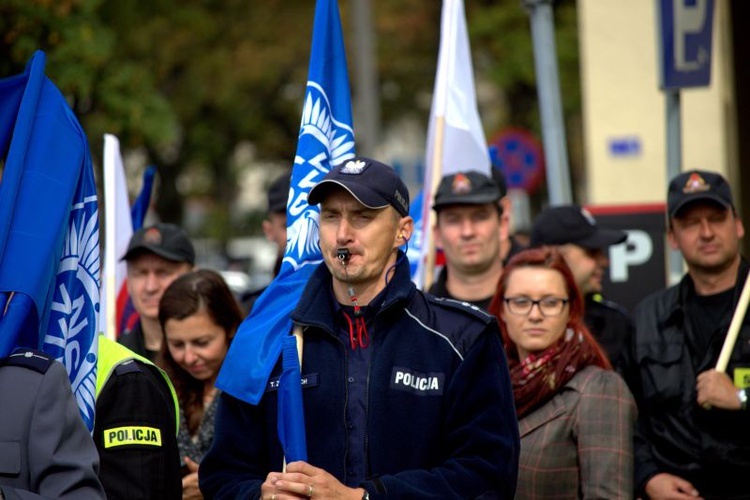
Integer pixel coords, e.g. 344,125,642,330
737,388,748,410
357,487,369,500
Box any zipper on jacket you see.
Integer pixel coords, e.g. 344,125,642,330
364,325,374,479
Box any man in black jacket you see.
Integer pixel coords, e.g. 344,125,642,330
241,172,290,314
530,205,632,371
118,223,194,361
626,170,750,499
429,170,505,310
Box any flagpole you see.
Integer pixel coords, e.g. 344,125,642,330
423,115,445,290
282,324,306,472
716,274,750,372
103,135,118,340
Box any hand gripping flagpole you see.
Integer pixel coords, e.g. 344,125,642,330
281,325,306,472
715,273,750,372
279,328,307,468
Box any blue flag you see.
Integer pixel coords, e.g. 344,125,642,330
217,0,355,407
277,336,308,463
0,51,100,431
407,189,425,280
131,165,156,230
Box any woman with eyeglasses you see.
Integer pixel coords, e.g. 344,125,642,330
488,247,636,498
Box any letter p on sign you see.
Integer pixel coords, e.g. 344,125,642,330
658,0,715,89
610,230,652,283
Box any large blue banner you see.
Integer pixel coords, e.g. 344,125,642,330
0,51,100,430
217,0,355,407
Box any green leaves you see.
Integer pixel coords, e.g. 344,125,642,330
0,0,581,239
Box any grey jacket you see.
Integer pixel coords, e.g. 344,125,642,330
0,349,105,500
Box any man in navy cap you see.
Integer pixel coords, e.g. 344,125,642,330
200,156,519,499
242,172,291,314
429,170,507,310
119,222,195,361
263,172,291,276
625,170,750,499
530,205,632,370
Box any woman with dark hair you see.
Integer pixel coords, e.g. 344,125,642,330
488,247,635,498
158,269,243,500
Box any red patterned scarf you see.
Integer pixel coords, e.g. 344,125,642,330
509,328,605,418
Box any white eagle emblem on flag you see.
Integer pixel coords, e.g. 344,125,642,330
284,81,355,271
44,194,100,430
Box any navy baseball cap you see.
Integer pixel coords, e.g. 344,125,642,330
308,156,410,216
667,170,734,218
531,205,627,250
122,223,195,265
491,167,508,198
267,172,291,214
432,171,501,211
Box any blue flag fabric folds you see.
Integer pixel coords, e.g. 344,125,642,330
216,0,355,405
131,165,156,231
277,336,308,463
0,51,100,431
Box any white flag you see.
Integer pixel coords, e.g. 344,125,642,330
416,0,490,288
100,134,133,340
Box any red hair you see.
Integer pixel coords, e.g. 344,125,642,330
488,246,610,368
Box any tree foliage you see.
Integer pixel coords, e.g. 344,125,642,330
0,0,581,238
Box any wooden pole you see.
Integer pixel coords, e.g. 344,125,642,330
716,274,750,372
423,115,445,291
103,135,118,341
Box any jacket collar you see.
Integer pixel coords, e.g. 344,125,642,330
291,250,415,332
665,258,750,327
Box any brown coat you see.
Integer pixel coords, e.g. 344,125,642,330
516,366,636,499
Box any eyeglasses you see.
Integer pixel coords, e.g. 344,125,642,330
503,296,569,317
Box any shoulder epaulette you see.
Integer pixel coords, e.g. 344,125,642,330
591,295,632,317
1,348,54,374
427,295,494,322
114,358,143,376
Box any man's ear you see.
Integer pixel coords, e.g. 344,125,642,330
432,222,443,250
261,219,274,242
395,217,414,247
736,214,745,240
666,227,679,251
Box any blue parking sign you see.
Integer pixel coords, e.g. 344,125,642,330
657,0,715,89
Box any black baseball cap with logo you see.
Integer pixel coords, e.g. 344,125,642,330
667,170,734,218
432,171,501,211
267,172,291,214
307,156,410,217
531,205,627,250
122,223,196,265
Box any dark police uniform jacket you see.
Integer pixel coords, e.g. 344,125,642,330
627,261,750,498
584,294,633,373
0,349,105,500
94,336,181,500
118,321,158,362
200,254,520,499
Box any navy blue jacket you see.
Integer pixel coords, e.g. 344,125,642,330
200,255,519,499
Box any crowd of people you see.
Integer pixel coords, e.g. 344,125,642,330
2,161,749,500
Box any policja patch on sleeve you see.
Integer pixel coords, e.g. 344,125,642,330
103,425,162,448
